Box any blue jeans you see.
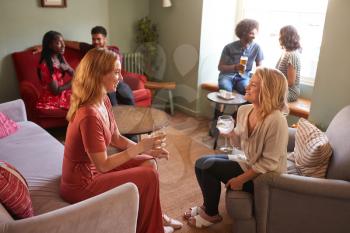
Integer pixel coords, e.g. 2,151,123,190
218,73,250,95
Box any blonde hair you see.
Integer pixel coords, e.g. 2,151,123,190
255,67,289,119
67,48,118,121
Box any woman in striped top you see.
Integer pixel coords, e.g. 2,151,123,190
276,25,301,102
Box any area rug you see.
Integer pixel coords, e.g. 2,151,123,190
158,123,233,233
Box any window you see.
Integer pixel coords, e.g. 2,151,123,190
240,0,328,85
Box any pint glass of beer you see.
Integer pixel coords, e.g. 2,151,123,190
239,56,248,75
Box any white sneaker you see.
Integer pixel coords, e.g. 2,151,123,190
164,226,174,233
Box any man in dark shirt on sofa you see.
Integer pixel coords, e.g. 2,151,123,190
64,26,135,106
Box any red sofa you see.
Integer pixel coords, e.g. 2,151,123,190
12,47,151,129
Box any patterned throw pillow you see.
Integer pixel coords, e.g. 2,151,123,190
0,112,18,138
0,161,34,219
292,118,333,178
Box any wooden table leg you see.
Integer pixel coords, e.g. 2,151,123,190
145,81,176,115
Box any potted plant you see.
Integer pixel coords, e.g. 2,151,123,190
135,17,159,80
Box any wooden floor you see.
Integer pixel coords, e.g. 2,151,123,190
157,111,232,233
48,110,233,233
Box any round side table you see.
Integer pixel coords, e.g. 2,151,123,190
113,105,169,135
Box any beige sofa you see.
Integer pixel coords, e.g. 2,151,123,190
226,105,350,233
0,99,139,233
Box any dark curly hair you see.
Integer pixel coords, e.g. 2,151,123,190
279,25,301,51
235,19,259,39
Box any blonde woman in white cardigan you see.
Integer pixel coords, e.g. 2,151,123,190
185,67,289,228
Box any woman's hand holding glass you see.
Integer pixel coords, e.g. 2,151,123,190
149,147,170,160
138,137,159,153
146,128,169,160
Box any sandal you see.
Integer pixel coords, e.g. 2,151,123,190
183,206,203,220
187,213,222,229
163,214,183,230
163,226,174,233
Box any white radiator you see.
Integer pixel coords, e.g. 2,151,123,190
122,52,144,74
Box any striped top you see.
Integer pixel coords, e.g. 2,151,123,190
276,51,301,102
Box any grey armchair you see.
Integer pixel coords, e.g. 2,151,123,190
226,105,350,233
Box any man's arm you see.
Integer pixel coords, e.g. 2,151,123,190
28,40,82,54
64,40,81,50
27,45,42,54
255,46,264,67
217,44,244,73
218,59,243,73
256,60,263,67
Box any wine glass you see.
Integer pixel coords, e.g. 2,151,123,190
150,125,168,159
216,115,234,153
151,125,167,149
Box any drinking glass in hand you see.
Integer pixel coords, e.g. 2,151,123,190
216,115,234,153
150,126,168,159
150,126,166,149
239,56,248,75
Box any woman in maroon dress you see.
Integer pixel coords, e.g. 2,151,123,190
60,48,181,233
36,31,74,110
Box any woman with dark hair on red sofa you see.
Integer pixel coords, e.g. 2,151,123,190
36,31,74,110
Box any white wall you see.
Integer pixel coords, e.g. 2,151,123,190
149,0,204,114
198,0,237,116
198,0,237,85
309,0,350,130
109,0,149,52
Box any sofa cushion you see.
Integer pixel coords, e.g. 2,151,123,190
293,118,332,178
0,121,69,215
286,152,302,176
122,72,147,90
0,112,18,138
133,89,152,102
0,161,34,219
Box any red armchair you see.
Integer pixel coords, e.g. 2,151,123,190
121,71,151,107
12,47,151,129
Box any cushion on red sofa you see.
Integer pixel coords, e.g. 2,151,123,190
123,72,147,90
133,89,152,102
0,113,18,139
0,161,34,219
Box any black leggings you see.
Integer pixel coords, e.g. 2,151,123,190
195,154,254,216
